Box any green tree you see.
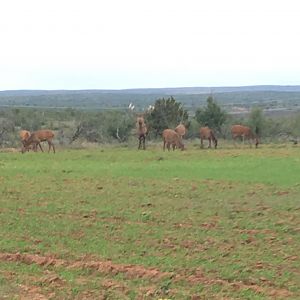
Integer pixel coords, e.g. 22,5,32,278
145,97,189,137
195,96,227,133
248,107,265,136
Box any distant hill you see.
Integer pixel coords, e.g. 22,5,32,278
2,85,300,96
0,85,300,112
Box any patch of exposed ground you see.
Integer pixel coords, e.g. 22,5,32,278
175,269,293,298
19,285,48,300
0,252,171,281
0,252,294,298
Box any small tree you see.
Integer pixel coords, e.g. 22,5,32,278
248,107,265,136
145,97,189,137
195,96,227,133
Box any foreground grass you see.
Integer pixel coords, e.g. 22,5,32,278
0,145,300,299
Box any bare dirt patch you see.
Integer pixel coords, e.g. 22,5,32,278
0,252,171,281
13,284,48,300
0,252,294,298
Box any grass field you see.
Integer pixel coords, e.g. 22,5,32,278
0,145,300,299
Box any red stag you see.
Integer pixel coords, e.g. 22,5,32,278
174,123,187,139
231,125,259,148
22,130,55,153
200,126,218,149
162,129,184,151
19,130,39,152
136,116,147,150
19,130,31,146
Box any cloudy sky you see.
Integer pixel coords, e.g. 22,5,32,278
1,0,300,90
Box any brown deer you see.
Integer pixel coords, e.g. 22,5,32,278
19,130,31,145
136,116,147,150
200,126,218,149
19,130,31,150
174,123,186,139
22,130,55,153
231,125,259,148
19,130,40,152
162,129,184,151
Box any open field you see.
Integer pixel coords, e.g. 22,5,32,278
0,146,300,299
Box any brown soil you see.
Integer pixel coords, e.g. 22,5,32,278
0,252,293,298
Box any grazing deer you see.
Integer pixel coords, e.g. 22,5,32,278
199,126,218,149
22,130,55,153
231,125,259,148
162,129,184,151
19,130,40,152
136,116,147,150
19,130,31,146
19,130,31,150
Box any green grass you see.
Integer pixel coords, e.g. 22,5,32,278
0,146,300,299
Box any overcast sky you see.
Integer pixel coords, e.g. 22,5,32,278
1,0,300,90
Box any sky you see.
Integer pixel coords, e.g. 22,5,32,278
1,0,300,90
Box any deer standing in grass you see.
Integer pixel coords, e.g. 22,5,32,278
199,126,218,149
172,123,187,149
19,130,31,145
22,130,55,153
19,130,41,152
231,125,259,148
162,129,184,151
19,130,32,151
174,123,186,139
136,116,147,150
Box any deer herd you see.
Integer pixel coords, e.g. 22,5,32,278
135,115,259,152
18,117,259,154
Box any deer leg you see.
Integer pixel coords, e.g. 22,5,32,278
38,142,44,152
200,138,204,149
33,142,38,152
142,136,145,150
139,136,144,150
48,141,55,153
139,136,143,150
208,138,211,148
51,141,55,153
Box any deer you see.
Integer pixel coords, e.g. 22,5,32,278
231,125,259,148
136,116,147,150
19,130,41,152
199,126,218,149
19,130,32,151
22,130,55,153
19,130,31,145
174,123,187,139
162,129,184,151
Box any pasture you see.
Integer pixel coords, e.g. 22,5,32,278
0,145,300,299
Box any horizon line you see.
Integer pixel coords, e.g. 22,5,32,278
1,84,300,92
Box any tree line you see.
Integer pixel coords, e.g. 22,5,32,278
0,96,299,147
